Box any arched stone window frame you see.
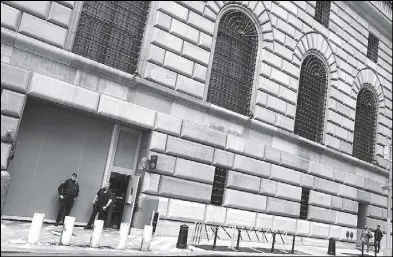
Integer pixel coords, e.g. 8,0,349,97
351,68,388,166
292,32,339,144
204,1,274,117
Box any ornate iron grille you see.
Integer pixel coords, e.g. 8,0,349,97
315,1,331,28
299,188,310,220
72,1,150,74
367,33,379,63
294,55,328,143
207,10,258,116
210,167,227,206
353,86,378,163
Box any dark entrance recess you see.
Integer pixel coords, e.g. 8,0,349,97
105,172,130,229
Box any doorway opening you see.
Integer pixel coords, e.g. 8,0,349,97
105,172,130,229
357,202,368,229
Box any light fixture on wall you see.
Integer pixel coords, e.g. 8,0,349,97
139,156,158,170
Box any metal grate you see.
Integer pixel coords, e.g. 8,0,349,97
72,1,150,74
353,86,378,163
367,33,379,63
207,10,258,116
315,1,331,28
210,167,227,206
299,188,310,220
294,55,328,143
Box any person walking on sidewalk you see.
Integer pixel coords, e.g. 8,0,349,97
374,225,383,253
55,173,79,226
361,225,372,252
84,182,114,229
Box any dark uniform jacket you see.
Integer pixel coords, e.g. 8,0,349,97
58,179,79,198
95,188,115,207
374,228,383,241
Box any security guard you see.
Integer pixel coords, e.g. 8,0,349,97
84,182,114,229
55,173,79,226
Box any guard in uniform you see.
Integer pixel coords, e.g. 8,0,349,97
55,173,79,226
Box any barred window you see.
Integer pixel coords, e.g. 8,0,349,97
207,10,258,116
353,86,377,163
210,167,227,206
72,1,150,74
367,33,379,63
299,188,310,220
315,1,331,28
294,55,328,143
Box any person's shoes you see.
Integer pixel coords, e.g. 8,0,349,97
84,226,93,230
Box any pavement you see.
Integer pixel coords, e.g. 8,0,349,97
0,219,387,256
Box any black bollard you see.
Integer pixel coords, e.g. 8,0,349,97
327,238,336,255
235,229,241,250
176,224,189,249
291,234,296,254
212,226,218,250
271,232,276,253
361,241,364,256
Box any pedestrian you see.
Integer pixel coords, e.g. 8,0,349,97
84,182,114,229
55,173,79,226
374,225,383,253
361,225,372,252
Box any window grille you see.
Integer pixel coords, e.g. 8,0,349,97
207,10,258,116
353,86,377,163
72,1,150,74
299,188,310,220
315,1,331,28
367,33,379,63
294,55,328,143
210,167,227,206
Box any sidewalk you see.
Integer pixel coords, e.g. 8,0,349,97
0,220,385,256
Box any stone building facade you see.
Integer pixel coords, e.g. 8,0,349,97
1,0,392,248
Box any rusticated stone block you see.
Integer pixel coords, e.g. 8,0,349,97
166,198,206,222
204,205,226,225
266,197,300,218
149,131,167,153
280,152,309,172
329,225,341,240
225,134,245,154
158,176,212,203
301,173,314,189
232,154,271,178
226,170,260,193
367,205,383,219
365,179,383,194
275,182,302,202
243,141,265,160
213,149,234,169
166,136,214,164
224,208,256,228
174,157,215,184
307,205,337,224
1,3,21,31
296,220,310,236
309,222,330,239
1,143,12,170
1,89,26,118
309,162,334,180
223,189,267,213
264,146,281,164
255,213,274,230
365,217,385,232
357,190,371,203
272,216,297,234
344,172,365,189
335,211,357,228
180,121,226,148
1,115,19,141
148,152,176,176
338,184,358,200
331,196,343,210
270,165,301,186
370,193,387,208
154,112,182,136
313,177,338,195
1,63,31,93
259,178,277,196
309,190,332,208
342,198,358,213
141,172,160,194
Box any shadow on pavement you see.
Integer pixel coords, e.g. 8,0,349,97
192,244,311,255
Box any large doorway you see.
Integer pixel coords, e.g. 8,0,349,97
102,125,142,229
356,202,369,247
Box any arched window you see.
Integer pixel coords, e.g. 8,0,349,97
72,1,150,74
353,86,377,163
294,54,328,143
207,10,258,116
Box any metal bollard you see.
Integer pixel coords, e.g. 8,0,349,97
235,229,241,250
27,213,45,244
60,216,75,246
1,171,11,217
271,232,276,253
141,225,153,251
291,234,296,254
212,226,218,250
116,223,130,250
361,241,364,256
176,225,189,249
327,238,336,255
89,219,104,248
